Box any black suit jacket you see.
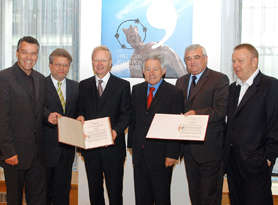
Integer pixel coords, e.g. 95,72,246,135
176,68,229,163
42,76,79,166
0,63,45,169
78,73,131,155
225,72,278,164
128,80,184,169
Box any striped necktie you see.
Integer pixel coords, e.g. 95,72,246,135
98,80,104,96
57,81,66,113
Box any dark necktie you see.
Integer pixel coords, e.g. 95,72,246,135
98,80,103,96
147,87,155,109
188,75,197,98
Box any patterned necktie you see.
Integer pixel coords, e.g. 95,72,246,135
147,87,155,109
57,81,66,113
188,75,197,99
98,80,103,96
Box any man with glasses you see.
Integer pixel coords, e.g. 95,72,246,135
42,48,79,205
175,44,229,205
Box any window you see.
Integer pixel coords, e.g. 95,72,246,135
0,0,80,81
241,0,278,78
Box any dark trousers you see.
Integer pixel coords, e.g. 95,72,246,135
83,149,125,205
133,151,173,205
3,156,46,205
46,150,75,205
184,154,223,205
227,151,273,205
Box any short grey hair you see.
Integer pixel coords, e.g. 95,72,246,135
143,54,165,70
184,44,207,57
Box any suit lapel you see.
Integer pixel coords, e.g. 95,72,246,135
148,80,165,111
188,68,209,102
33,72,40,105
90,76,98,112
140,82,148,111
235,73,262,114
47,76,64,113
183,75,190,100
65,79,70,114
229,84,241,117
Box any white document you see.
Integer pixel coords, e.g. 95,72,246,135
58,116,113,149
146,114,209,141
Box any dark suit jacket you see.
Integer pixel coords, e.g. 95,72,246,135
42,76,79,166
128,80,184,169
78,73,131,155
0,63,45,169
175,68,229,163
225,72,278,165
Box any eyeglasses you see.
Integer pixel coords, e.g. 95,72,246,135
53,63,70,68
184,55,204,62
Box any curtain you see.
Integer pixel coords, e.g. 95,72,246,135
220,0,241,82
241,0,278,79
0,0,80,81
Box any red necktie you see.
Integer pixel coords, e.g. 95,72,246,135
147,87,155,109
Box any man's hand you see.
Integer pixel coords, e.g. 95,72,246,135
184,110,196,116
5,155,18,166
267,159,272,167
165,157,178,167
112,129,117,141
76,115,85,124
48,112,62,125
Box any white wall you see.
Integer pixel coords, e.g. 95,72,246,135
78,0,222,204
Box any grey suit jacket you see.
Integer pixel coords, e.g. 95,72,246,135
42,76,79,166
0,63,46,169
175,68,229,163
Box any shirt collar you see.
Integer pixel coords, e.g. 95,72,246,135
15,62,33,77
148,79,163,90
190,68,206,83
236,69,259,86
51,75,66,86
96,72,110,84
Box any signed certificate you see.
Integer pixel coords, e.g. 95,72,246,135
146,114,209,141
58,116,113,149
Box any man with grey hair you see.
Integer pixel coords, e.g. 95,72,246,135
176,44,229,205
128,54,184,205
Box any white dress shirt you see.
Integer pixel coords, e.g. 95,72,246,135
95,72,111,91
236,69,259,105
51,75,67,101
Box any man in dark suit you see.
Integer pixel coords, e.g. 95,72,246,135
225,43,278,205
77,46,131,205
175,44,229,205
0,36,51,205
42,48,79,205
128,55,184,205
